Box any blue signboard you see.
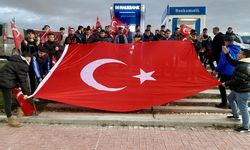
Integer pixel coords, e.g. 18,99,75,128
168,6,206,15
162,6,206,22
113,3,141,26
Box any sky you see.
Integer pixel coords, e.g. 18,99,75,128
0,0,249,34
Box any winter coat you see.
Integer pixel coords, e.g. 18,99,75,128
93,36,112,43
142,34,154,42
225,32,237,42
0,55,30,95
192,39,202,54
225,54,250,92
133,34,142,42
215,44,240,76
21,38,38,55
212,32,225,61
201,35,213,56
153,34,162,41
81,34,95,44
75,30,85,40
170,33,183,40
64,35,81,45
114,34,128,44
202,35,212,50
44,41,63,57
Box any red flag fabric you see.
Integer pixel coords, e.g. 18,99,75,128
95,16,102,29
40,28,51,44
51,56,57,67
12,88,36,116
10,20,24,52
91,25,95,33
34,30,62,43
180,24,192,38
3,28,7,41
110,16,128,37
68,26,71,35
31,41,220,112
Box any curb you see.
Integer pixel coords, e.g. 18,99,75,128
0,112,241,128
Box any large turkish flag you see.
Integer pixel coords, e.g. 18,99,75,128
31,41,220,112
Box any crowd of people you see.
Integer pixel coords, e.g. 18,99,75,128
0,23,250,133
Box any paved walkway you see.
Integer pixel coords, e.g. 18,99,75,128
0,124,249,150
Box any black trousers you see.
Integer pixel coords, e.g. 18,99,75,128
1,88,13,117
29,70,39,94
219,75,232,105
204,57,215,70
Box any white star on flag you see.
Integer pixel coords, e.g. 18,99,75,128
133,69,156,84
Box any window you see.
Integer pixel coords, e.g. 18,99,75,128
241,36,250,44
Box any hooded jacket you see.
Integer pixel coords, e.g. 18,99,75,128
215,44,240,76
225,54,250,92
21,38,38,55
0,55,30,95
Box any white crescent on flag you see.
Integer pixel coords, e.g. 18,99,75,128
111,21,117,28
182,28,190,35
80,59,127,92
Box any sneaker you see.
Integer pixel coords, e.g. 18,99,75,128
227,115,241,121
234,127,249,133
215,103,228,109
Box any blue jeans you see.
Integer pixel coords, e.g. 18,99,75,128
228,90,250,129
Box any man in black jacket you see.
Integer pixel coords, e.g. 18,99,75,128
225,27,237,41
93,30,112,43
222,47,250,132
0,53,31,127
44,33,64,66
212,27,225,63
170,27,183,40
82,28,94,44
142,29,154,42
64,28,81,45
21,29,39,55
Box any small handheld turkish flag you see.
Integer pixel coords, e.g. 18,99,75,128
10,19,24,52
31,41,220,112
110,16,128,37
68,26,71,35
40,28,51,44
180,24,192,38
96,16,102,29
